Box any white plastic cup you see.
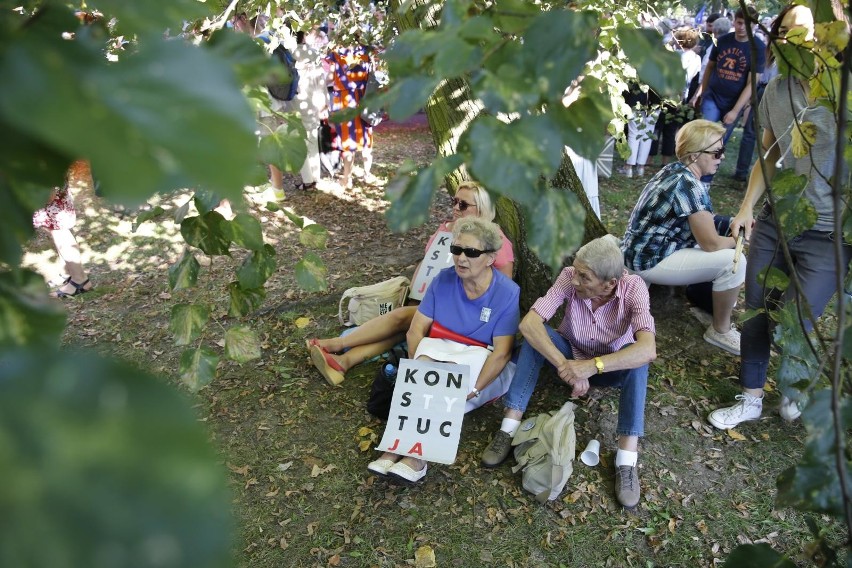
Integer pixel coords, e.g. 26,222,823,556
580,439,600,467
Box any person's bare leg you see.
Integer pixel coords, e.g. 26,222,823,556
316,306,416,353
340,153,354,188
361,147,374,180
711,287,740,333
51,229,91,295
330,335,405,372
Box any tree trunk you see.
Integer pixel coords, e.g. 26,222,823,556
391,1,608,309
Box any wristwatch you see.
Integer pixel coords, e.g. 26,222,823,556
594,357,604,375
471,387,481,398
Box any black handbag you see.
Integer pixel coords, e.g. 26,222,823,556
366,346,406,420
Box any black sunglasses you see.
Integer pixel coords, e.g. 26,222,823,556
451,197,477,211
699,147,726,159
450,245,494,258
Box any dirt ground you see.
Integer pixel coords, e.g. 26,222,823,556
30,114,839,567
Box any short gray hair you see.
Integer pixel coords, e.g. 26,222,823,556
713,17,731,35
575,235,624,281
452,217,503,253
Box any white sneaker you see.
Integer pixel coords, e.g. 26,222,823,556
617,165,633,178
779,396,802,422
635,166,645,177
708,393,763,429
704,324,741,355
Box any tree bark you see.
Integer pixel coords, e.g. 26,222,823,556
391,1,608,310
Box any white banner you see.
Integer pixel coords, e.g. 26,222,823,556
409,231,453,301
376,358,470,465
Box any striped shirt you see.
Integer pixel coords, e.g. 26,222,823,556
621,161,713,271
531,267,655,360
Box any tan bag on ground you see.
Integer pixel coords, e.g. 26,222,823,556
338,276,410,326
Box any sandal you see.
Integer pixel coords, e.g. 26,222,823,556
53,279,92,299
309,344,345,386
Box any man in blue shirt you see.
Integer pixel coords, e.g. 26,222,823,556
690,6,765,146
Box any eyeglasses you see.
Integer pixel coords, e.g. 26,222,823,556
450,245,494,258
451,197,477,211
700,147,726,159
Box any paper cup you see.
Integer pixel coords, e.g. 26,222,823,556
580,439,600,467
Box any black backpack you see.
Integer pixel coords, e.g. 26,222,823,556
366,346,406,420
267,45,299,101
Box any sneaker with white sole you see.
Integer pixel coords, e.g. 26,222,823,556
615,465,641,508
703,324,741,356
707,393,763,429
616,165,634,178
779,396,802,422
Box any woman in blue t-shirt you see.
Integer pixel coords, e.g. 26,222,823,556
367,217,520,483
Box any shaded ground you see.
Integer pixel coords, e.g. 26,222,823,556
34,114,842,567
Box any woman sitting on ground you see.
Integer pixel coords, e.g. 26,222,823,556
308,182,514,385
367,217,520,482
621,119,745,355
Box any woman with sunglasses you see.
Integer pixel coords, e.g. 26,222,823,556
368,217,520,482
621,119,745,355
308,182,514,384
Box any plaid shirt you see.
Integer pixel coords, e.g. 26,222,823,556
621,162,713,271
531,268,655,360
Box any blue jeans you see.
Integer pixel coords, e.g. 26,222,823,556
700,93,738,144
740,206,852,390
734,84,765,179
504,327,647,438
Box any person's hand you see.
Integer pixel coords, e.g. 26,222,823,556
730,211,756,243
722,109,739,125
689,93,701,108
557,359,595,397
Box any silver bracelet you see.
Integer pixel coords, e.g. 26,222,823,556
471,387,481,398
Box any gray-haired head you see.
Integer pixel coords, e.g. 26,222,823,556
452,217,503,254
574,235,624,282
713,17,732,35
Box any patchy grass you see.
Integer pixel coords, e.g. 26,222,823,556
44,116,846,567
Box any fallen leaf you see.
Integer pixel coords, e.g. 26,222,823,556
414,545,436,568
277,461,293,471
727,429,747,441
328,554,341,566
228,463,250,476
294,316,311,329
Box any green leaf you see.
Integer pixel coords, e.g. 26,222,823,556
758,266,790,292
385,75,443,122
466,115,563,205
300,224,329,249
776,391,852,517
203,29,273,86
618,26,685,99
236,245,277,290
774,41,816,81
771,169,817,237
131,205,165,233
385,155,464,232
282,208,306,229
553,84,615,160
227,282,266,318
0,270,67,350
771,304,819,395
490,0,541,35
0,13,257,206
222,213,265,251
0,349,232,566
194,189,225,216
295,252,328,292
168,249,201,291
169,304,210,346
257,113,308,173
474,42,541,114
83,0,210,37
180,212,232,256
179,346,220,393
432,35,483,78
723,544,796,567
523,10,599,101
525,187,586,274
224,325,262,364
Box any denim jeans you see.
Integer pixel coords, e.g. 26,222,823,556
740,207,852,390
504,327,647,437
733,84,765,179
700,94,738,144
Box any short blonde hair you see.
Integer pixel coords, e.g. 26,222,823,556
452,217,503,253
455,181,496,222
675,119,726,160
